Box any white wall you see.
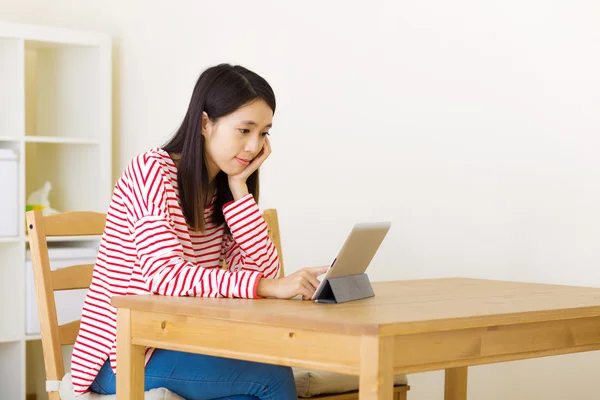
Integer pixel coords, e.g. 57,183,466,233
2,0,600,398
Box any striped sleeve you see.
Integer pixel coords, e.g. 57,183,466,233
222,194,280,279
127,154,263,298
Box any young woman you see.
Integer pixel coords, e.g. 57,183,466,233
71,63,327,399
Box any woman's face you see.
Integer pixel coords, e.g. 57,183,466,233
202,99,273,180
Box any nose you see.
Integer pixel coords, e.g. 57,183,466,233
245,134,262,157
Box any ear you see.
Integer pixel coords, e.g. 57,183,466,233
201,111,211,138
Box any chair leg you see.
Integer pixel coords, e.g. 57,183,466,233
396,390,408,400
444,367,468,400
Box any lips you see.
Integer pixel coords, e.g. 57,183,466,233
235,157,250,166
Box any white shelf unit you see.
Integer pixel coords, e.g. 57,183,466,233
0,22,111,400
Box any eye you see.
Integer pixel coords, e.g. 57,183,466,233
261,132,270,137
239,129,250,134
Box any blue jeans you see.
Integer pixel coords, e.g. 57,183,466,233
90,349,297,399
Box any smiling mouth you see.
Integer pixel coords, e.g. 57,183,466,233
235,157,250,166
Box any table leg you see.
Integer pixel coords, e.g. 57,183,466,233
444,367,468,400
359,336,394,400
116,308,145,400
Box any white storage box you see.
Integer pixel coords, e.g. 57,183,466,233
26,245,99,335
0,148,19,237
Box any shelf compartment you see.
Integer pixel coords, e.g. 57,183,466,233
0,243,25,339
0,142,22,238
25,41,103,141
26,339,45,400
0,38,24,137
0,341,24,399
26,142,109,213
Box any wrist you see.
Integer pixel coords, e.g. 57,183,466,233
257,278,277,298
229,180,249,201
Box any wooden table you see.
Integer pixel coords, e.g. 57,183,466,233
112,278,600,399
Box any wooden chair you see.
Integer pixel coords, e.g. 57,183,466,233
26,210,174,400
26,209,410,400
26,210,106,400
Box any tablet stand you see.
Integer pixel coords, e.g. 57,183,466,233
314,273,375,303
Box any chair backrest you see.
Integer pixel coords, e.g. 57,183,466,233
26,208,284,398
261,209,285,278
26,210,106,400
221,208,285,277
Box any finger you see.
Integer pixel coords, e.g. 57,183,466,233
309,265,330,276
295,279,315,298
259,140,271,160
245,143,270,173
242,153,266,176
299,285,314,300
302,270,320,289
293,282,313,300
300,279,316,295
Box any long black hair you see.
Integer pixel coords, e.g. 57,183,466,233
163,63,276,232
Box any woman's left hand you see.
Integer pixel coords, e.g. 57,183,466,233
228,138,271,200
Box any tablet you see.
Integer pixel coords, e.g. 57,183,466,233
311,221,391,302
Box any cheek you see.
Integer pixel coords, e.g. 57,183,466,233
208,133,240,161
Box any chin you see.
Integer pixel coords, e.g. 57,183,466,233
218,161,242,176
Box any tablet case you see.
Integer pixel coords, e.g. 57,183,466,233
314,273,374,303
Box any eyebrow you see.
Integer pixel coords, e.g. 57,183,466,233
241,120,273,128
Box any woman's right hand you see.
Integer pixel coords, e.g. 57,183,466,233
257,265,329,300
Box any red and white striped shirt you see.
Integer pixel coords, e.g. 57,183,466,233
70,148,279,395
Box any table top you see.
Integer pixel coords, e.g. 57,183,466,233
112,278,600,335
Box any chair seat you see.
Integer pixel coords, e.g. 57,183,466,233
59,373,184,400
59,369,409,399
293,368,408,398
